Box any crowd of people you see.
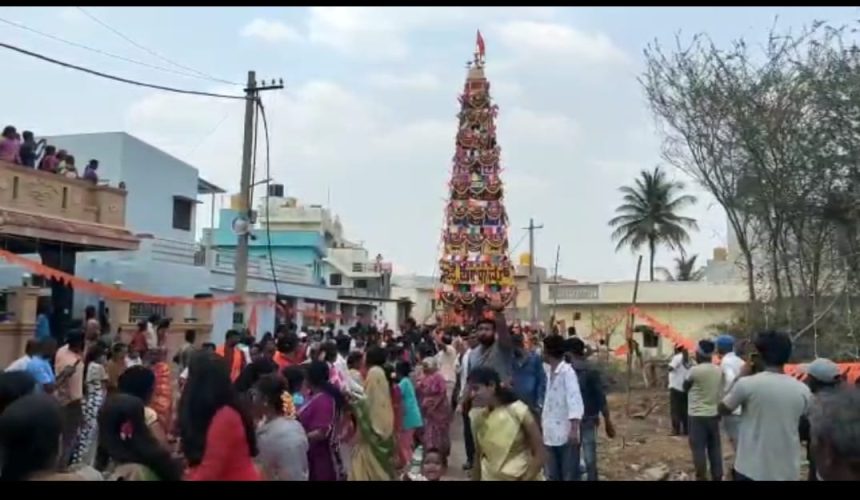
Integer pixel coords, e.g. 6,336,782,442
1,124,100,184
668,331,860,481
1,299,858,481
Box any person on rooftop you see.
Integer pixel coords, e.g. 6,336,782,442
37,145,59,173
18,131,45,168
0,125,21,163
60,154,79,179
83,159,99,184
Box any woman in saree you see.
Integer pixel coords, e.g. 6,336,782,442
395,360,422,470
466,366,546,481
297,360,346,481
147,348,174,439
349,347,396,481
416,357,451,459
98,394,182,481
70,341,108,467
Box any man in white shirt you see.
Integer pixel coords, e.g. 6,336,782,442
716,335,745,450
457,331,479,471
541,334,584,481
4,339,37,372
668,344,691,436
435,330,458,399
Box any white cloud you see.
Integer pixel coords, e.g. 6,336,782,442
240,18,303,43
365,72,441,91
494,21,628,65
501,106,581,146
305,7,559,61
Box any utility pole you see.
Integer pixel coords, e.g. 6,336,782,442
523,218,544,327
550,244,560,320
233,70,283,328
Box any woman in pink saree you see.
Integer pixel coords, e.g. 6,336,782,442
416,358,451,459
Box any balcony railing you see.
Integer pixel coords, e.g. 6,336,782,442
337,287,389,300
0,160,128,227
348,261,393,273
212,251,312,284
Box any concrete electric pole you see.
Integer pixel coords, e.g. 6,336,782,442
523,218,544,327
232,70,283,328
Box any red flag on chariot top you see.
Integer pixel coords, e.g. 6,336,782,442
476,29,485,58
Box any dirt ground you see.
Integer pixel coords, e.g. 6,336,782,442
444,388,737,481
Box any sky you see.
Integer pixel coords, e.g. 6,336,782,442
2,6,858,282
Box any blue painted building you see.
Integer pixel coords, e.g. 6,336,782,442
210,208,327,285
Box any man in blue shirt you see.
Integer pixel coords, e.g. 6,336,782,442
511,333,546,417
34,303,51,342
25,338,58,393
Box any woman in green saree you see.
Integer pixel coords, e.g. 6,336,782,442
349,347,396,480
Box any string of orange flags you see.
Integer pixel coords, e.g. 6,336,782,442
604,304,859,384
0,248,347,320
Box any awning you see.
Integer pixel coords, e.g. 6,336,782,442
198,178,226,195
0,208,139,251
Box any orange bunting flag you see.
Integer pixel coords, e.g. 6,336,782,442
476,29,485,58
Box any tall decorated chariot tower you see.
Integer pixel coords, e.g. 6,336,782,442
437,32,515,325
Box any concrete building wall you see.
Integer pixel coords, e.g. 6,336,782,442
544,280,750,357
551,302,745,357
47,133,201,242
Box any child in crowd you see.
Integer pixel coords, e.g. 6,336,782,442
403,448,447,481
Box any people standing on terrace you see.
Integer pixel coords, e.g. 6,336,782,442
59,154,79,179
19,131,45,168
0,126,21,163
83,159,99,184
37,145,59,172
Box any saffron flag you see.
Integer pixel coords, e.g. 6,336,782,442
476,30,485,58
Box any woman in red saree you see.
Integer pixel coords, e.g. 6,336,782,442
416,358,451,459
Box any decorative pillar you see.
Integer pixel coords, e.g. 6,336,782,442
1,286,41,367
9,286,40,324
106,292,130,345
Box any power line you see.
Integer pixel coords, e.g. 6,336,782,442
257,97,280,297
187,109,233,156
75,6,238,86
0,16,235,84
0,41,246,100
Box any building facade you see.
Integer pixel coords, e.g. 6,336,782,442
207,189,396,330
544,280,749,357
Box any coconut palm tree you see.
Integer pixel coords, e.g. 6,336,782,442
657,253,705,281
609,167,699,281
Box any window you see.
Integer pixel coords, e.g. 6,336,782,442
330,273,343,286
172,197,193,231
639,326,659,348
354,279,368,289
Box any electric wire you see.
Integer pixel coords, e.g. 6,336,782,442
0,16,229,84
0,41,246,100
256,98,281,297
75,6,239,86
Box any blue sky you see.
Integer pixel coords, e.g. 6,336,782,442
2,7,857,281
